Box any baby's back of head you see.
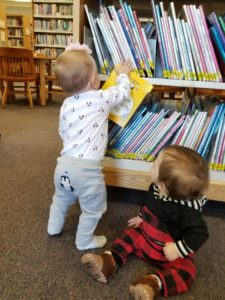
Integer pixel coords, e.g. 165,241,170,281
54,50,95,94
159,145,209,200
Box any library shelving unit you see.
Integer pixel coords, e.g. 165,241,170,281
32,0,97,57
0,4,7,47
71,1,225,202
6,14,31,48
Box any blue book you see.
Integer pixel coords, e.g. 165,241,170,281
210,26,225,63
201,104,225,158
208,12,225,50
197,105,220,155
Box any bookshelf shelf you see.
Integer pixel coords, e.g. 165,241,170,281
99,75,225,90
6,14,31,48
80,1,225,202
102,158,225,202
32,0,75,57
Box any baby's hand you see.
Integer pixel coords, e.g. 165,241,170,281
163,242,181,261
115,59,133,76
128,216,142,228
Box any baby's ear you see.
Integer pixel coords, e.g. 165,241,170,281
158,181,168,195
90,73,99,89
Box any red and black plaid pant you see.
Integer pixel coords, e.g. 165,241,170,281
111,206,196,297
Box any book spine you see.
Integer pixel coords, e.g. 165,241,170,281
168,16,183,79
199,5,222,82
209,116,224,169
151,0,167,77
192,5,214,81
207,12,225,50
170,2,186,79
216,118,225,168
124,112,155,154
197,106,219,155
109,6,137,69
150,115,186,159
201,104,225,158
177,19,191,80
218,16,225,35
190,5,210,80
181,20,196,80
210,26,225,63
164,11,178,78
186,5,207,80
133,10,154,72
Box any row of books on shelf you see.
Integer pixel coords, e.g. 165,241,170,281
7,29,23,37
84,0,225,82
34,19,73,32
106,96,225,171
35,34,72,45
8,40,23,47
7,17,23,27
33,4,73,17
35,47,62,57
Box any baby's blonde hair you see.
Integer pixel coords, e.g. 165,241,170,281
158,145,209,200
54,50,96,94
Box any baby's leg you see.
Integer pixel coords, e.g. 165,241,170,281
47,166,77,236
47,191,76,236
154,257,196,297
81,228,139,283
75,169,107,250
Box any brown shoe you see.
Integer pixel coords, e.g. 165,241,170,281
129,274,160,300
129,284,155,300
81,252,116,283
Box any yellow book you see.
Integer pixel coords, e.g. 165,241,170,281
102,70,153,127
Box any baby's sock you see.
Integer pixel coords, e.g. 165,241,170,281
76,235,107,250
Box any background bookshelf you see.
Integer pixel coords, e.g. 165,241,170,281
81,0,225,202
0,4,7,47
32,0,99,58
6,14,32,48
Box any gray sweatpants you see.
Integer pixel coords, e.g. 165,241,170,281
47,155,107,249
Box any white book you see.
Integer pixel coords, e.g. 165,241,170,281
181,20,196,80
169,2,187,79
108,6,137,68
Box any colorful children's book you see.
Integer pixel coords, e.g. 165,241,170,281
102,70,153,127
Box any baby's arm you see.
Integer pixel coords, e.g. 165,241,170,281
163,242,181,261
102,60,133,108
115,60,133,76
163,205,209,261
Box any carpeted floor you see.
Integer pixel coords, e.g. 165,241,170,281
0,97,225,300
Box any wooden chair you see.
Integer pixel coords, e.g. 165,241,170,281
0,47,39,108
45,60,64,101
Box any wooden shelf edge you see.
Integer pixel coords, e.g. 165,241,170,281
102,158,225,202
99,74,225,90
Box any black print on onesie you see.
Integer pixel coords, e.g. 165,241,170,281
74,95,80,100
60,172,74,192
86,101,92,106
99,108,104,112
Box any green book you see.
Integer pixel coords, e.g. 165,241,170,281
218,16,225,35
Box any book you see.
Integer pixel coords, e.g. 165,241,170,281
102,70,153,127
210,26,225,63
207,12,225,50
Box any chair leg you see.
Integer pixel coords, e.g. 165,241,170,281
2,82,9,108
26,82,34,108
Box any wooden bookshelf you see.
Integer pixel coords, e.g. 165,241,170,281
0,4,7,47
6,14,31,48
78,0,225,202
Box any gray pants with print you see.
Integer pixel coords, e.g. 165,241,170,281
47,155,107,249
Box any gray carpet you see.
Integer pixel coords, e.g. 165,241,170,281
0,98,225,300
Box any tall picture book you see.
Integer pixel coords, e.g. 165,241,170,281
102,70,153,127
